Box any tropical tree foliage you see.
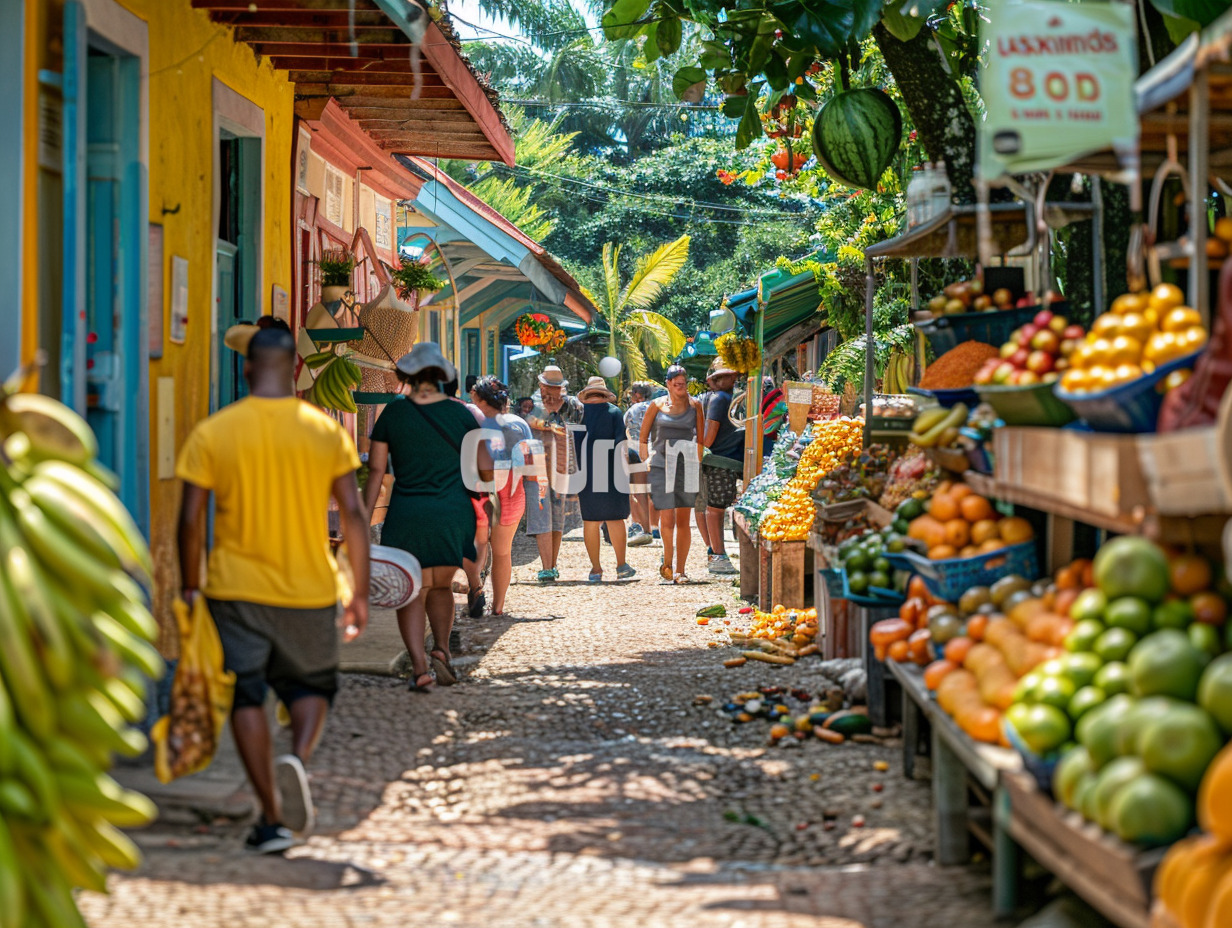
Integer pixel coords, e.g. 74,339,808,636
581,235,691,388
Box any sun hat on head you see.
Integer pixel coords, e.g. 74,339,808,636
538,364,568,388
224,316,292,357
576,376,616,402
706,359,739,383
395,341,456,383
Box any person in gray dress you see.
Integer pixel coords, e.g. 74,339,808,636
638,364,704,583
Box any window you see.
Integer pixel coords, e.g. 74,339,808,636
323,164,345,227
374,196,392,250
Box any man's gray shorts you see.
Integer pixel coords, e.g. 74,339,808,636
526,487,568,536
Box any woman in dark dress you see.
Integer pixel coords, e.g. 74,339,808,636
362,343,490,692
574,377,635,583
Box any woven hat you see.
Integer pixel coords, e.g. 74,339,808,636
394,341,456,382
538,364,568,388
706,360,739,383
576,376,616,402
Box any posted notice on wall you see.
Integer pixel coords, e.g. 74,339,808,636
979,0,1138,178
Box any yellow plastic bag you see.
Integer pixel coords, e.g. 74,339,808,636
150,598,236,783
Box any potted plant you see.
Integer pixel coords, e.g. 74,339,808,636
318,249,355,303
391,260,444,303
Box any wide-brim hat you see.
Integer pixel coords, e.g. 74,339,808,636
224,324,260,357
395,341,457,383
538,364,568,388
706,361,739,383
576,376,616,402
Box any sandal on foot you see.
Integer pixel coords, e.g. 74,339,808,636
588,571,603,583
616,563,636,580
408,671,436,693
468,591,486,618
659,563,673,582
674,572,690,584
430,650,458,686
537,569,556,583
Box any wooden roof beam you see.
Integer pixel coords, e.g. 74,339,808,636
380,141,500,160
366,128,491,142
192,0,381,9
217,11,390,28
290,74,449,89
358,110,479,126
235,27,405,44
260,42,412,57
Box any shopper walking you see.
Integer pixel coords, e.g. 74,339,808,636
701,361,745,575
638,365,704,583
623,382,656,547
176,328,371,854
470,376,542,615
525,364,584,582
573,377,636,582
362,343,490,693
693,380,714,556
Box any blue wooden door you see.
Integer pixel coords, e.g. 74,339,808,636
215,241,241,409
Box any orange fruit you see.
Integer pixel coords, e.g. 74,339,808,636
949,483,974,502
1199,744,1232,843
928,544,958,561
1108,335,1143,365
979,538,1007,554
887,639,910,662
1069,343,1096,368
1091,314,1122,337
1119,312,1154,343
1113,363,1143,384
944,519,971,549
960,494,995,523
960,545,980,558
1208,237,1229,259
929,494,959,522
1178,851,1232,928
1182,326,1210,351
998,516,1034,544
962,706,1003,744
924,659,958,690
1202,865,1232,928
1156,834,1227,912
1171,554,1214,596
1110,292,1148,315
1192,591,1228,626
1162,306,1203,333
1215,216,1232,243
1088,336,1115,361
1150,282,1185,311
1145,331,1188,366
1059,369,1089,393
971,518,1000,545
944,637,973,664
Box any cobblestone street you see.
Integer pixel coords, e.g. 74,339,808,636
81,526,998,928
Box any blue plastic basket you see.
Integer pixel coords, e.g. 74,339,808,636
908,385,980,409
898,541,1039,602
819,566,845,598
841,570,906,607
914,304,1044,355
1053,349,1202,433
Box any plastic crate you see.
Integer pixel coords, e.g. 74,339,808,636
1054,349,1202,433
976,380,1077,426
914,304,1042,355
819,566,845,597
898,540,1038,602
907,385,980,409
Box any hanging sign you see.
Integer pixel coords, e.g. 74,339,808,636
979,0,1138,177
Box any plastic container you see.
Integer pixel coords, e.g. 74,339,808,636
976,380,1077,426
914,304,1041,356
898,541,1039,603
842,570,905,607
907,385,980,409
819,566,845,598
1054,349,1203,433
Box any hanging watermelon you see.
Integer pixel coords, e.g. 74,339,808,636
810,88,903,191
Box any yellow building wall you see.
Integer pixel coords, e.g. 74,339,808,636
20,0,295,649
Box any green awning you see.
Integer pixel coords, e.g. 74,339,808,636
727,253,826,350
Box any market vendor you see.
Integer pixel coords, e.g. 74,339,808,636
701,360,744,576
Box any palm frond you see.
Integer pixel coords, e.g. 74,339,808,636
622,235,690,310
617,329,650,383
621,311,686,364
468,175,555,241
601,243,622,317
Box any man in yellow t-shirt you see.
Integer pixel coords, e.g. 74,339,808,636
176,328,370,855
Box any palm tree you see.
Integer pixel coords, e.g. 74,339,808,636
581,235,691,389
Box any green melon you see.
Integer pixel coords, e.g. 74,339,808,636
810,89,903,191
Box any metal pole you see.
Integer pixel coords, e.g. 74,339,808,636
863,256,875,448
745,292,766,479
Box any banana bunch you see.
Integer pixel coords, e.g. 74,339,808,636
0,375,162,926
306,354,362,414
881,351,915,395
908,403,968,448
714,333,761,373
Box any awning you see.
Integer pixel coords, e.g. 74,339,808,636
192,0,514,164
725,253,826,350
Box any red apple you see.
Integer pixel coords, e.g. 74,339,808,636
1048,315,1069,334
1018,324,1040,347
1000,341,1019,359
1014,369,1040,386
992,362,1016,385
974,364,996,385
1063,324,1085,341
1026,350,1055,374
1009,348,1030,369
1034,309,1054,328
1059,338,1081,357
1016,296,1035,308
1030,330,1060,354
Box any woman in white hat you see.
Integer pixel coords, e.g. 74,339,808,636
574,376,636,583
362,343,491,692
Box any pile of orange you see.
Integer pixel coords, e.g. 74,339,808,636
744,605,819,646
1058,283,1208,394
907,481,1034,560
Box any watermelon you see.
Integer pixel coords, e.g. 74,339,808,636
810,88,903,190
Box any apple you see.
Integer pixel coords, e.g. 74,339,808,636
1013,369,1041,386
993,288,1013,307
1016,296,1035,308
974,363,997,385
1000,341,1019,359
1059,338,1081,357
969,279,984,296
973,295,993,311
1018,324,1040,346
1009,348,1030,369
1026,350,1055,374
992,362,1016,385
1034,309,1054,328
1063,324,1085,340
1048,315,1069,334
1042,372,1060,384
928,295,948,314
1030,330,1060,354
944,298,966,315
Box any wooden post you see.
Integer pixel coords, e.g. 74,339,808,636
933,725,970,865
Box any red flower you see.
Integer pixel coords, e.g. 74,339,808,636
776,170,787,181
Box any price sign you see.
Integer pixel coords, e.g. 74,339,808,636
980,1,1138,177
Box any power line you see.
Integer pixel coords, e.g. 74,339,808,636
503,98,720,110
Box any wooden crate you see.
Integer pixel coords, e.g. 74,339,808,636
733,512,758,602
1137,426,1232,516
758,537,812,611
1002,770,1162,928
994,427,1149,521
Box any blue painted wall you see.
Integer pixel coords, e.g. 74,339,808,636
0,1,23,376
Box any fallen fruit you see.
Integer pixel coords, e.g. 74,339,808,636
873,760,889,772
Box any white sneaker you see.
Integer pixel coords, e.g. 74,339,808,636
274,754,314,835
628,530,653,547
708,554,738,575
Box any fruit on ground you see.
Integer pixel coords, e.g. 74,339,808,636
1090,755,1147,830
1139,702,1223,792
1053,746,1094,809
1109,773,1194,846
1077,693,1135,769
1093,536,1171,603
1200,654,1232,735
1005,702,1071,756
810,88,902,191
1129,629,1206,701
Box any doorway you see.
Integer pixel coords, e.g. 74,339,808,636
214,133,261,410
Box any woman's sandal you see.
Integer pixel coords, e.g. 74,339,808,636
659,562,673,582
408,670,436,693
430,649,458,686
674,572,690,584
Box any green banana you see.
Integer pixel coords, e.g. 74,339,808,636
56,770,158,827
0,392,97,466
911,406,951,434
99,675,147,724
57,690,147,758
0,779,42,822
43,737,104,778
303,350,336,369
5,544,75,691
9,728,58,815
92,611,165,680
43,819,108,893
101,589,160,642
0,815,25,928
72,815,142,871
909,403,968,448
0,504,57,739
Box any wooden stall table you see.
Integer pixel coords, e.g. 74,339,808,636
733,512,759,602
758,537,812,611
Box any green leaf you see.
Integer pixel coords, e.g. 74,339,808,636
1157,10,1203,42
881,3,925,42
764,50,790,91
794,80,817,101
1148,0,1226,27
745,14,782,75
781,0,856,58
700,40,732,70
673,65,709,99
656,16,683,57
602,0,651,40
851,0,883,39
643,31,663,63
722,93,749,117
735,81,765,149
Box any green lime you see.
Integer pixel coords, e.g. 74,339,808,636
892,518,911,535
1094,627,1138,663
1070,588,1108,624
873,557,891,574
887,537,907,554
1068,686,1107,722
1035,675,1077,711
1189,622,1222,663
898,498,925,520
869,571,891,591
1104,597,1153,636
1154,599,1195,631
1065,619,1105,653
848,571,869,594
845,551,872,572
1094,662,1131,696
